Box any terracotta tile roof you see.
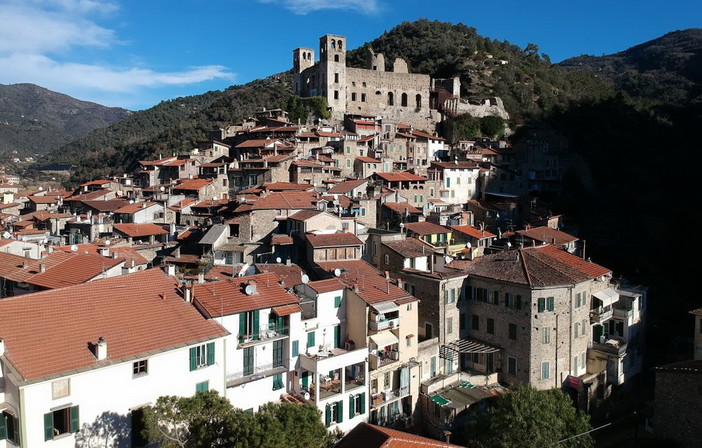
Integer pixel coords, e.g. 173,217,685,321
272,303,302,316
64,189,112,202
139,156,178,166
113,223,168,237
192,272,299,317
54,243,148,266
255,263,304,288
271,235,293,246
27,195,61,204
114,201,158,214
251,191,318,211
327,179,368,194
383,202,422,214
336,422,462,448
516,226,578,246
306,278,344,293
306,232,363,248
30,211,72,221
384,238,434,258
0,251,74,282
395,132,416,139
80,180,110,187
463,245,611,287
313,260,415,305
315,131,344,137
450,225,496,239
0,269,227,382
404,221,450,235
262,182,315,192
356,156,381,163
79,199,130,212
169,198,197,211
235,139,284,149
172,178,212,191
27,254,124,289
374,172,427,182
288,209,324,221
412,130,445,141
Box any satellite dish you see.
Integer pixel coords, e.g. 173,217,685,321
160,186,165,192
276,257,282,263
465,242,471,248
445,255,452,263
104,240,111,246
2,232,10,239
334,268,341,277
129,200,135,204
301,274,309,284
245,284,255,295
70,244,78,252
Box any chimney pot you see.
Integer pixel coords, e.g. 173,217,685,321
96,337,108,360
39,263,46,273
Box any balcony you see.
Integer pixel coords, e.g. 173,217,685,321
300,299,317,320
226,361,288,387
589,337,628,357
371,388,401,408
590,307,613,325
369,348,399,370
238,325,289,347
369,317,400,331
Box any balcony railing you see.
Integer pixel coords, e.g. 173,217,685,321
590,307,613,324
371,388,401,408
238,325,289,346
226,361,288,386
369,317,399,331
369,349,399,370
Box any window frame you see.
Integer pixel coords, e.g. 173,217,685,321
133,359,148,377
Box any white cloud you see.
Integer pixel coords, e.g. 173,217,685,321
0,0,235,109
258,0,380,15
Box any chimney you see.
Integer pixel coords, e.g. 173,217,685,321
166,264,176,277
286,257,291,266
198,272,205,284
99,246,110,257
182,283,193,303
112,251,119,259
0,338,5,355
96,337,108,360
39,263,46,273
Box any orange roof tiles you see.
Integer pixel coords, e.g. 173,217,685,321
272,303,303,316
173,178,212,191
192,272,299,317
262,182,315,192
374,172,428,182
337,422,462,448
327,179,368,194
250,191,318,211
450,225,496,239
113,223,168,237
306,278,344,293
356,156,380,163
114,201,158,214
404,221,451,235
0,269,227,381
516,226,579,246
383,202,422,214
307,232,363,248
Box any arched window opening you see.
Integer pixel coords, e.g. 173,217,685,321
401,93,408,107
387,92,394,106
416,94,422,108
334,55,339,62
330,40,336,49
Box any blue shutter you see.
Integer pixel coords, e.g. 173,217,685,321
206,342,215,366
44,413,53,441
189,347,197,371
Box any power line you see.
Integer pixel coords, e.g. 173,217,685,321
549,411,639,446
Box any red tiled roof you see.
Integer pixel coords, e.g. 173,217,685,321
431,161,479,170
306,232,363,248
306,278,344,293
534,244,611,279
80,180,110,187
192,272,299,317
114,201,158,214
271,235,293,245
450,225,496,239
113,223,168,237
382,202,422,214
384,238,434,258
0,269,227,381
173,178,212,191
313,260,415,305
516,226,578,246
404,221,450,235
327,179,368,194
356,156,381,163
255,263,304,288
412,130,445,141
27,254,124,289
374,172,427,182
336,422,462,448
80,199,130,212
262,182,314,192
28,195,60,204
251,191,318,211
272,304,302,317
288,209,324,221
54,244,148,266
235,139,284,149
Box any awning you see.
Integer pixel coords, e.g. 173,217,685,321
370,331,399,348
593,288,619,308
444,338,501,354
371,301,399,314
429,394,450,406
272,304,302,317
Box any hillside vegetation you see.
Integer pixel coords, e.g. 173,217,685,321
0,83,130,158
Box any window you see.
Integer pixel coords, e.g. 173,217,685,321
196,380,209,393
334,73,339,83
447,317,453,334
487,318,494,335
292,340,299,357
472,314,480,331
243,346,254,375
425,323,433,339
349,393,366,418
273,373,284,391
509,323,517,340
351,92,357,101
361,93,366,102
537,296,555,312
334,295,342,308
133,359,148,376
239,310,260,341
334,90,339,100
541,361,550,380
273,340,284,367
131,407,148,448
406,335,412,347
430,356,437,377
384,372,390,388
1,411,19,444
507,357,517,375
307,331,316,348
384,254,389,265
541,327,551,344
575,292,583,308
325,401,344,427
459,313,466,331
516,295,522,310
445,288,456,304
346,146,351,154
574,322,580,338
189,342,215,371
492,291,499,305
44,406,79,441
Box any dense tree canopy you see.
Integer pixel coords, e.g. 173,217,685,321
142,391,339,448
464,386,593,448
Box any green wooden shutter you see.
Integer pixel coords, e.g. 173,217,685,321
307,332,315,348
69,406,80,433
334,325,340,349
325,404,331,427
0,413,7,440
349,395,355,419
277,316,285,333
196,381,209,393
239,312,247,341
44,412,53,441
547,297,555,311
189,347,197,371
336,401,343,423
359,393,366,413
252,310,260,340
302,371,309,388
206,342,215,366
538,297,545,312
292,340,299,357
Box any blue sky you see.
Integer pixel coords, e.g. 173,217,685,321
0,0,698,111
